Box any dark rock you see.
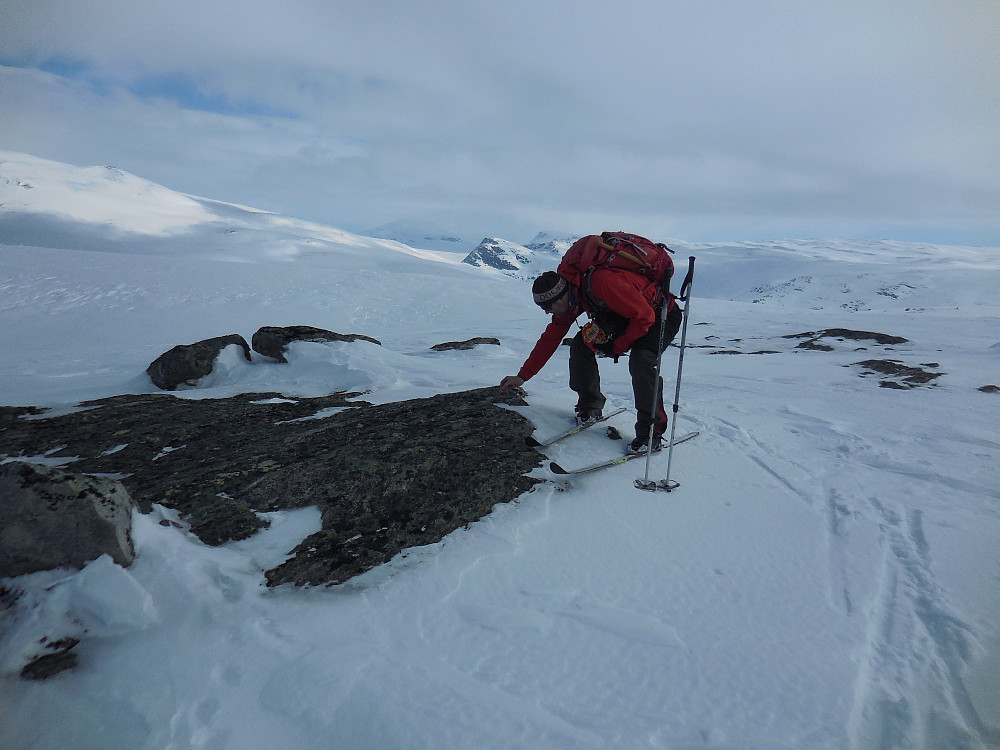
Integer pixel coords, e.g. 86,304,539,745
252,325,381,362
977,385,999,393
0,387,541,586
852,359,942,389
20,637,80,680
706,348,780,355
431,337,501,352
794,339,835,352
825,329,909,344
186,493,266,547
0,462,138,577
772,328,944,388
784,329,909,349
146,334,251,390
879,380,909,390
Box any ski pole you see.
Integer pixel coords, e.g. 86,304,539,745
634,252,683,490
660,256,696,491
636,294,672,488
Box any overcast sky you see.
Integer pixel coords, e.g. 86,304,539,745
2,0,998,246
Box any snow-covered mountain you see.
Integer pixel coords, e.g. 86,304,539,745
522,231,578,256
462,236,533,270
0,151,464,265
461,234,566,280
2,151,999,750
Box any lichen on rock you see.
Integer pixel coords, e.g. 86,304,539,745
0,387,542,586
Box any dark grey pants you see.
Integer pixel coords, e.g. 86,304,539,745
569,305,682,436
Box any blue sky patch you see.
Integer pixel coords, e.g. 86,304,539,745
2,56,293,118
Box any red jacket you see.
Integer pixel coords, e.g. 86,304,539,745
517,267,673,381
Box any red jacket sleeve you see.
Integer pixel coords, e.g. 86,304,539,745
517,312,577,381
587,269,656,355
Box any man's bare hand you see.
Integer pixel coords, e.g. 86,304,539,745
499,375,525,393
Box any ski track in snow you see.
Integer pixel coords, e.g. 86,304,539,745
696,401,999,749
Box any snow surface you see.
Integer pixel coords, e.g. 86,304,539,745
1,153,999,749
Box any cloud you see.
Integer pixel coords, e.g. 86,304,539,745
1,0,998,245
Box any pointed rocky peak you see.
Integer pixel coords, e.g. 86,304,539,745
462,237,533,272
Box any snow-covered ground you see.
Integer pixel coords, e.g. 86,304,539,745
1,153,999,749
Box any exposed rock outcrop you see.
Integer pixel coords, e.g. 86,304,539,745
0,387,542,586
146,334,251,390
784,329,909,350
0,462,137,577
852,359,943,389
431,337,500,351
251,325,381,362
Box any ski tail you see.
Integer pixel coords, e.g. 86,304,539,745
549,431,698,475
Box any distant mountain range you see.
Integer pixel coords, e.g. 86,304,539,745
363,222,581,276
6,151,998,316
461,233,577,280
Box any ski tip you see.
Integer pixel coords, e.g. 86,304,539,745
549,462,570,475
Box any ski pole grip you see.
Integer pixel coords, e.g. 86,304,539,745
679,256,696,300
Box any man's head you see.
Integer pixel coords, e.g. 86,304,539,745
532,271,569,314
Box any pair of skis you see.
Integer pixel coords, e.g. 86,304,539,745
525,407,698,478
